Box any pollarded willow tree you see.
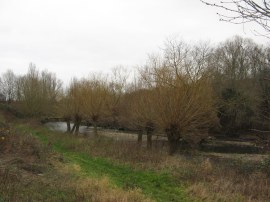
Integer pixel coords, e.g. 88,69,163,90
106,67,129,129
141,40,218,154
57,94,72,133
80,74,109,137
60,72,123,136
64,78,85,135
123,87,156,149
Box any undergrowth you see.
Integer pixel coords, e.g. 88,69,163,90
0,121,152,201
16,124,189,202
4,120,270,202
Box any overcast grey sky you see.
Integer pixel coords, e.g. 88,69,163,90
0,0,268,83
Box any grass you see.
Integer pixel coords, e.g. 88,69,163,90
63,153,187,201
16,123,189,202
2,117,270,201
0,123,152,201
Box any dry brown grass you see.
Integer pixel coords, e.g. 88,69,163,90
50,130,270,201
41,124,269,200
53,132,169,168
4,118,270,202
0,125,152,202
52,158,153,202
187,171,270,202
74,178,151,202
170,157,270,202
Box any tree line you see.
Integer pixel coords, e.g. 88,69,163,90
1,36,270,154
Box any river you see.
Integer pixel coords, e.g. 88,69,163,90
44,121,144,141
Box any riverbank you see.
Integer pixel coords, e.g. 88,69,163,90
0,115,189,201
1,111,270,201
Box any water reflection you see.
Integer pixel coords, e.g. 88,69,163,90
44,121,141,141
45,122,90,134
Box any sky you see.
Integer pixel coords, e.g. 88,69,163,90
0,0,268,84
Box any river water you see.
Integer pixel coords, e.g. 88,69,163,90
45,122,89,134
44,121,142,141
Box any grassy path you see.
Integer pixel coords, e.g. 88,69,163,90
20,125,191,202
62,152,188,202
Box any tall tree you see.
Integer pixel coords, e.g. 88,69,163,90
81,74,109,137
65,78,84,135
19,64,62,116
209,36,263,135
0,69,17,102
106,66,129,129
141,40,217,154
123,87,156,149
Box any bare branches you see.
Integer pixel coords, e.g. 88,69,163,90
138,39,218,154
0,70,17,102
201,0,270,36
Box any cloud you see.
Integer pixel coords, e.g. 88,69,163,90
0,0,267,83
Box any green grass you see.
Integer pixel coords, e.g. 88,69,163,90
17,124,190,202
9,122,270,201
63,152,188,202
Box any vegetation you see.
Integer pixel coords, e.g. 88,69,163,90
0,111,153,202
1,35,270,201
1,109,270,201
139,40,217,153
1,36,270,153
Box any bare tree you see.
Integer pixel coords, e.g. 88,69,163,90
141,40,218,154
19,65,42,115
208,36,263,136
81,74,109,137
123,87,156,149
106,66,129,129
19,64,63,116
201,0,270,36
0,69,17,102
145,69,217,154
57,91,73,133
65,78,84,135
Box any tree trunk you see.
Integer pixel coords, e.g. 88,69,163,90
165,124,180,155
92,115,99,137
146,122,154,150
72,114,81,135
137,130,143,146
168,138,179,155
66,120,71,133
71,123,76,134
147,133,152,150
75,122,80,135
93,122,98,137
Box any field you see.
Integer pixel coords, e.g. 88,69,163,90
1,110,270,201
